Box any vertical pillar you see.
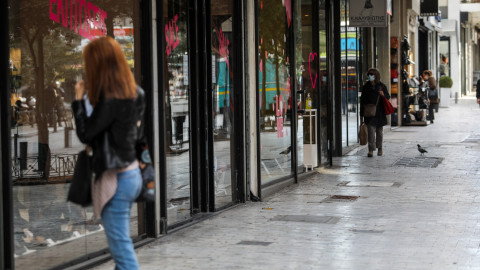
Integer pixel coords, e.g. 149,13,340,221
246,0,259,198
1,0,13,265
448,1,461,98
376,21,391,122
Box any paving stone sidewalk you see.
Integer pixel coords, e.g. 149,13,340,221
93,97,480,270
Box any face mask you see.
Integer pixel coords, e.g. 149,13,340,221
368,75,375,81
424,76,429,80
323,76,327,82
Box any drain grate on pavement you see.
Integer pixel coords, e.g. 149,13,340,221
270,215,340,224
237,240,273,246
321,195,360,203
393,157,443,168
330,195,359,200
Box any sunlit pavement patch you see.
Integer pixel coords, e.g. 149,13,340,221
270,215,340,224
338,181,399,187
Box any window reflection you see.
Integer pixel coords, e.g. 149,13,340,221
164,0,191,225
340,0,359,147
295,0,314,171
9,0,140,268
319,0,329,164
211,1,234,208
258,0,293,183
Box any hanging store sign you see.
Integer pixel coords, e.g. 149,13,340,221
420,0,438,16
349,0,387,27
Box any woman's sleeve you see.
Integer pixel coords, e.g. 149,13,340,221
359,84,365,116
72,99,115,144
384,83,390,100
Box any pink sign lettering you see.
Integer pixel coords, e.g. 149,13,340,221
275,95,287,138
49,0,107,40
165,15,180,56
217,28,230,68
309,52,318,89
283,0,292,27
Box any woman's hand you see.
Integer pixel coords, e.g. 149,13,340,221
378,90,385,97
75,81,86,100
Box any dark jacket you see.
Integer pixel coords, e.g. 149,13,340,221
360,81,390,127
72,87,146,179
477,79,480,99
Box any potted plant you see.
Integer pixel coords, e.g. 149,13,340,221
439,75,453,107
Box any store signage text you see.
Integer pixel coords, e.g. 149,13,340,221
49,0,107,40
348,0,387,28
216,28,230,68
166,15,180,56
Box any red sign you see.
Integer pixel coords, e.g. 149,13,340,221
49,0,107,40
165,15,180,56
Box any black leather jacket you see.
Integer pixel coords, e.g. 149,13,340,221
72,87,146,178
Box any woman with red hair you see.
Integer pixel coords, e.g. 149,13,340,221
72,36,144,270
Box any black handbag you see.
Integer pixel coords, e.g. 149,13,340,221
136,147,155,202
364,96,379,117
136,163,155,202
428,88,438,100
67,149,93,207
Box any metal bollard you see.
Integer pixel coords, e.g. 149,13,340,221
64,127,72,148
20,142,27,170
455,92,458,104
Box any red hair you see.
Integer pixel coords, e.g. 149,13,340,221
83,37,136,105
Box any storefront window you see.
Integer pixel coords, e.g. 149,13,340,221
319,0,328,163
9,0,141,268
295,0,314,171
258,0,293,184
211,0,235,208
340,0,359,148
439,38,450,77
163,0,191,225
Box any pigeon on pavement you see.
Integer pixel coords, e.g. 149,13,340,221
417,144,428,155
279,146,292,155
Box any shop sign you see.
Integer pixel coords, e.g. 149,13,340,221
349,0,387,27
166,15,180,56
49,0,107,40
420,0,438,16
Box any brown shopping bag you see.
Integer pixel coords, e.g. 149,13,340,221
358,123,368,145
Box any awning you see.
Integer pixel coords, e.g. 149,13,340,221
439,19,457,34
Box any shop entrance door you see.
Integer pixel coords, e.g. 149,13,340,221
162,0,241,227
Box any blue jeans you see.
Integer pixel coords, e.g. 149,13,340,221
101,168,142,270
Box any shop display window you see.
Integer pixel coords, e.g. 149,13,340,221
8,0,142,268
163,0,191,225
258,0,293,184
211,0,235,208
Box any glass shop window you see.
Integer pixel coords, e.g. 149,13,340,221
8,1,143,268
